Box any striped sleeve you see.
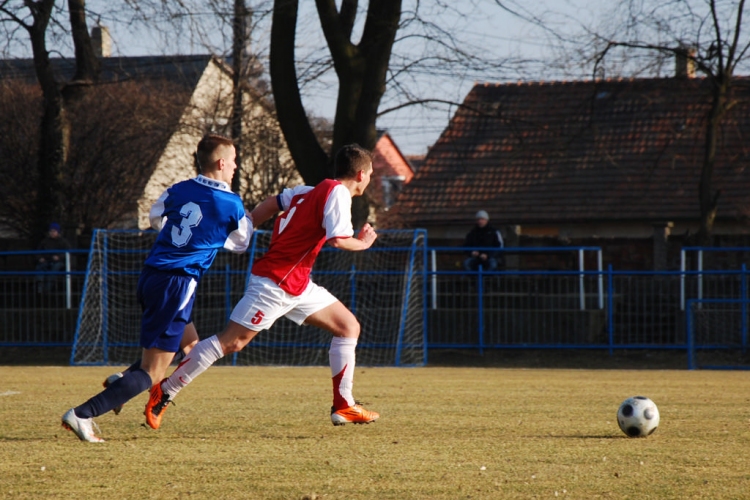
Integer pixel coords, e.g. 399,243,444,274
224,214,253,253
149,189,170,231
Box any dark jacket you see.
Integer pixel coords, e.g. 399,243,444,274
464,224,503,255
36,235,71,262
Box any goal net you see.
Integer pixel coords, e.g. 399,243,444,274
686,298,750,369
71,229,426,367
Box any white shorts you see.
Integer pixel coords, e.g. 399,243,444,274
229,274,338,331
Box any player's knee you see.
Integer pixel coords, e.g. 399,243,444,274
339,320,360,339
222,337,246,354
223,341,241,354
221,330,257,354
182,338,198,355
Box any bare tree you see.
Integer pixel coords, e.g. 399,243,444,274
0,0,100,240
189,76,301,216
230,0,248,192
236,109,301,216
0,79,191,237
3,0,533,232
64,80,190,233
267,1,396,225
0,80,40,237
584,0,750,244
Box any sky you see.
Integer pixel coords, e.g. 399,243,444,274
5,0,702,156
57,0,608,157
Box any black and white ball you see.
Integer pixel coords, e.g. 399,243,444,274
617,396,659,438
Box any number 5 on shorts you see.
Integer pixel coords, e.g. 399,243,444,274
250,310,265,325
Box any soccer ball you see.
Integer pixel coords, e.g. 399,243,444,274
617,396,659,438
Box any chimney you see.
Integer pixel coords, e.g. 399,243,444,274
91,26,111,58
675,46,696,79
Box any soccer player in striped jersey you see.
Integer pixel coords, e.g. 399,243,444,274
61,134,253,442
146,144,380,428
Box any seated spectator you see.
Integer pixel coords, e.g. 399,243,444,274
463,210,504,271
35,222,71,293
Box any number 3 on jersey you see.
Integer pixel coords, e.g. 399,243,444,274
171,202,203,247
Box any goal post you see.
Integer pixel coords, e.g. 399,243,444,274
685,298,750,370
69,229,145,366
232,228,427,367
71,229,427,367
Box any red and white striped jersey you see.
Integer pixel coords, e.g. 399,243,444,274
252,179,354,295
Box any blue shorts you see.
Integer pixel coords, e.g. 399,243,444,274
136,267,198,352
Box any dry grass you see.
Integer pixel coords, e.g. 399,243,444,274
1,365,750,499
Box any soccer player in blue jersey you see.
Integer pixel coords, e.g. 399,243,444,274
144,144,380,429
62,134,254,442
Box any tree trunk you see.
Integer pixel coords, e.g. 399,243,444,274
270,0,330,185
231,0,247,193
28,0,68,240
270,0,401,226
696,78,728,246
68,0,99,83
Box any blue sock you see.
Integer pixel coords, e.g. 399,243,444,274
125,359,141,372
75,369,152,419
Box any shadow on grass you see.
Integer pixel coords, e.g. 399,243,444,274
0,345,695,370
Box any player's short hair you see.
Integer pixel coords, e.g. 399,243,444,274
334,144,373,179
195,133,234,173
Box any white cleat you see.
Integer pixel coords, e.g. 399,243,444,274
61,408,105,442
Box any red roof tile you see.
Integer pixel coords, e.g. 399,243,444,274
396,78,750,227
372,132,414,181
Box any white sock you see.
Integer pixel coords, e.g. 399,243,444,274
162,335,224,398
329,336,358,409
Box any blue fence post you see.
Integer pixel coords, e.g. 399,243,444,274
743,264,748,354
607,264,614,356
350,264,357,316
478,265,484,355
686,299,695,370
225,263,231,323
101,231,110,365
421,230,429,366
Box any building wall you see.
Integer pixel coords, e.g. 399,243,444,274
369,134,415,225
137,60,233,229
136,60,299,229
372,135,414,182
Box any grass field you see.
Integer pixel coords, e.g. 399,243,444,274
2,365,750,499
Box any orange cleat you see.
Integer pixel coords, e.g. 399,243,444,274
330,404,380,426
144,380,172,430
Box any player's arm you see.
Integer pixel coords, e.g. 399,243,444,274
149,190,170,230
224,214,253,253
328,223,377,251
248,194,283,227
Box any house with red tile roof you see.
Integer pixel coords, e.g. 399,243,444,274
0,50,296,238
368,131,418,225
395,76,750,268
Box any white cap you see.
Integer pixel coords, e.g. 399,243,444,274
475,210,489,220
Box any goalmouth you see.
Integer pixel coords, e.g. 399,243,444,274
70,229,427,367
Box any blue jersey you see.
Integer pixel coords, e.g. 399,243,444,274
145,175,252,279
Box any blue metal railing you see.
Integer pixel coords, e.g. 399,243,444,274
3,240,750,369
686,298,750,370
